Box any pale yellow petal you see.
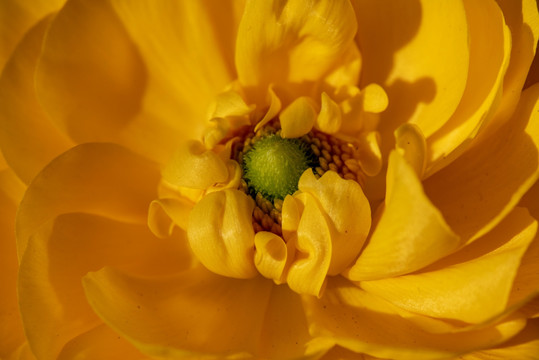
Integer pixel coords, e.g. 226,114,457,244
187,189,257,279
347,151,459,281
298,170,371,275
254,231,290,284
280,97,318,138
148,197,193,238
316,93,343,134
424,84,539,243
360,207,536,323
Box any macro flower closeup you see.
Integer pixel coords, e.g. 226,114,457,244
1,0,539,359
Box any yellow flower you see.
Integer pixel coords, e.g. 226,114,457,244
1,0,539,359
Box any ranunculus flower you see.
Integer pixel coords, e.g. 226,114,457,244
1,0,539,359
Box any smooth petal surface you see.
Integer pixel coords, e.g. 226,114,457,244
0,0,64,71
57,325,149,360
426,0,511,174
110,0,241,162
0,170,26,358
19,213,190,359
236,0,358,105
148,197,193,238
424,83,539,243
360,207,537,323
83,266,323,359
356,0,469,146
280,97,318,138
298,170,371,275
305,277,527,360
16,143,160,258
187,189,257,279
348,151,459,281
0,16,74,184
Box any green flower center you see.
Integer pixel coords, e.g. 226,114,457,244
242,134,316,201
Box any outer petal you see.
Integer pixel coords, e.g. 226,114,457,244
360,207,537,324
355,0,469,146
347,151,459,281
0,0,64,71
298,170,371,275
19,213,191,360
16,143,160,258
236,0,359,105
424,83,539,243
426,0,512,174
110,0,241,161
83,266,326,359
187,189,257,279
57,325,150,360
0,16,74,184
305,277,526,360
0,170,26,358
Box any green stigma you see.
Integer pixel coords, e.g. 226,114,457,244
242,134,315,201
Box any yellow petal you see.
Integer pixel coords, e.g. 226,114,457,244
254,231,290,284
478,0,539,137
285,193,331,297
16,143,160,258
424,83,539,243
35,0,148,154
361,207,537,323
280,96,318,138
305,276,527,360
254,85,282,132
348,151,460,281
148,197,193,238
0,171,25,357
395,123,427,178
110,0,241,162
0,16,74,184
162,141,229,190
236,0,358,105
57,324,150,360
316,93,343,134
83,266,324,359
0,0,64,71
18,213,191,359
298,170,371,275
187,189,257,279
426,0,512,175
356,0,469,144
460,319,539,360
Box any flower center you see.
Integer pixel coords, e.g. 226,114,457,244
242,134,316,202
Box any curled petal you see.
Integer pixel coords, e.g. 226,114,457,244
148,197,193,238
298,170,371,275
254,231,291,284
187,190,257,279
395,123,427,178
316,93,342,134
280,96,318,138
162,141,229,190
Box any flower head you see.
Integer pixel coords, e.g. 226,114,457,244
1,0,539,359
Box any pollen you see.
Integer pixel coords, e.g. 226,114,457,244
233,121,365,236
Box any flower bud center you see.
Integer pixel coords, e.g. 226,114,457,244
242,134,314,201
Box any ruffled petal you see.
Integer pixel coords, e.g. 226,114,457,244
298,170,371,275
236,0,359,105
148,197,193,238
426,0,512,174
356,0,469,146
360,207,536,324
0,16,74,184
16,143,160,257
254,231,291,284
0,0,64,71
18,213,191,359
347,151,459,281
110,0,241,161
305,277,527,360
187,189,257,279
424,83,539,243
83,266,325,359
